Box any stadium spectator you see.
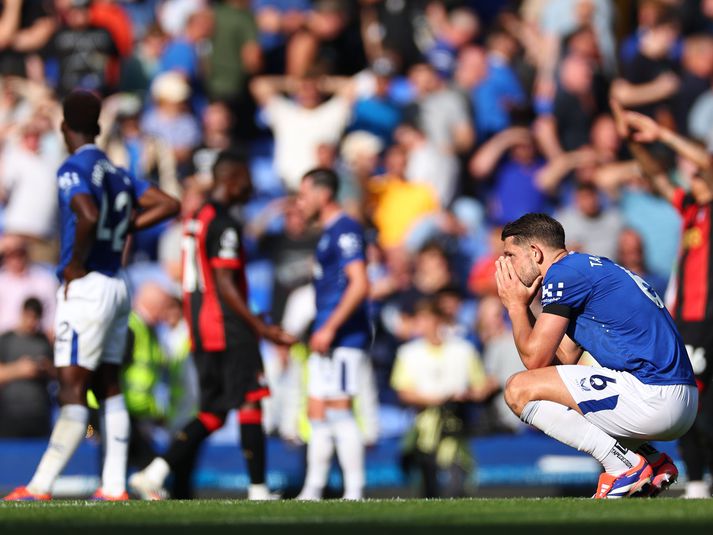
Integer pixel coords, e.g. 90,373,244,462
455,38,525,142
285,0,366,77
0,0,55,80
160,7,214,114
122,282,197,499
141,71,202,170
365,144,439,251
246,195,319,327
0,297,53,438
206,0,261,104
0,119,58,247
46,0,120,96
404,62,474,156
348,55,402,147
554,181,623,259
391,298,492,498
616,227,669,300
253,0,310,74
470,125,549,226
103,93,178,194
0,236,57,335
250,71,355,191
395,121,458,207
422,4,480,79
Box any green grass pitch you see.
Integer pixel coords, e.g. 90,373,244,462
1,498,713,535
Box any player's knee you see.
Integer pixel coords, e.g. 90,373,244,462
58,381,87,407
504,372,532,416
197,411,226,433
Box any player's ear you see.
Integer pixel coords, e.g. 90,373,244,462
531,244,543,263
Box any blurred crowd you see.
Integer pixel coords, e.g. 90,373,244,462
1,0,712,495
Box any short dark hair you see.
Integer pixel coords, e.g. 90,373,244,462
23,297,43,319
303,167,339,199
212,148,248,176
63,90,101,138
501,213,566,250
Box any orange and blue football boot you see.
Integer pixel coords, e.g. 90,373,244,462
594,455,653,499
3,486,51,501
646,453,678,497
90,489,130,501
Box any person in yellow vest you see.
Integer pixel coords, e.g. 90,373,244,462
390,298,498,497
122,282,197,498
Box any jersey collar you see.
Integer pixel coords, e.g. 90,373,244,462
76,143,98,154
323,211,344,230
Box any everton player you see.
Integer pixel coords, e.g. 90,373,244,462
129,150,295,500
495,213,697,499
5,91,180,501
295,168,371,501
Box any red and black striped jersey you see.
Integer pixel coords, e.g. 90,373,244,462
672,188,713,323
182,201,249,352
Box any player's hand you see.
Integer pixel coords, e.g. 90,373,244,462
623,111,662,143
62,262,87,299
494,256,543,310
309,325,336,354
259,324,298,346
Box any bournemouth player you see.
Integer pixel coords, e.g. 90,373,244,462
4,91,180,501
295,168,371,501
495,213,696,499
615,102,713,498
129,150,295,500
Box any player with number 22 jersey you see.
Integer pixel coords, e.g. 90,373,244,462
5,91,179,502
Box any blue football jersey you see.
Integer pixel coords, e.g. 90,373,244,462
541,252,695,386
313,214,371,350
56,145,151,280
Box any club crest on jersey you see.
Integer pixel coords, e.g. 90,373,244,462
542,282,564,300
338,233,360,257
218,228,239,259
318,235,329,251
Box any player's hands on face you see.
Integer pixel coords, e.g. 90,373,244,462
494,256,542,310
309,325,335,355
62,262,88,299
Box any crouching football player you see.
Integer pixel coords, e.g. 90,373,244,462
495,213,696,499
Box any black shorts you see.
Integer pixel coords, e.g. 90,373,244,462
193,335,269,413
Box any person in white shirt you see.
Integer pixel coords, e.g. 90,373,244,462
390,298,496,497
250,73,355,191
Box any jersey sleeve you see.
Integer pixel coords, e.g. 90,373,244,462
57,164,92,205
541,264,591,318
336,224,366,270
206,217,243,270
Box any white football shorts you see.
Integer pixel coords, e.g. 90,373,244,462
556,364,698,441
54,271,131,370
308,347,366,400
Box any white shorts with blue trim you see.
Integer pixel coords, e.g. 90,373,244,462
54,271,131,371
556,365,698,441
307,347,366,400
